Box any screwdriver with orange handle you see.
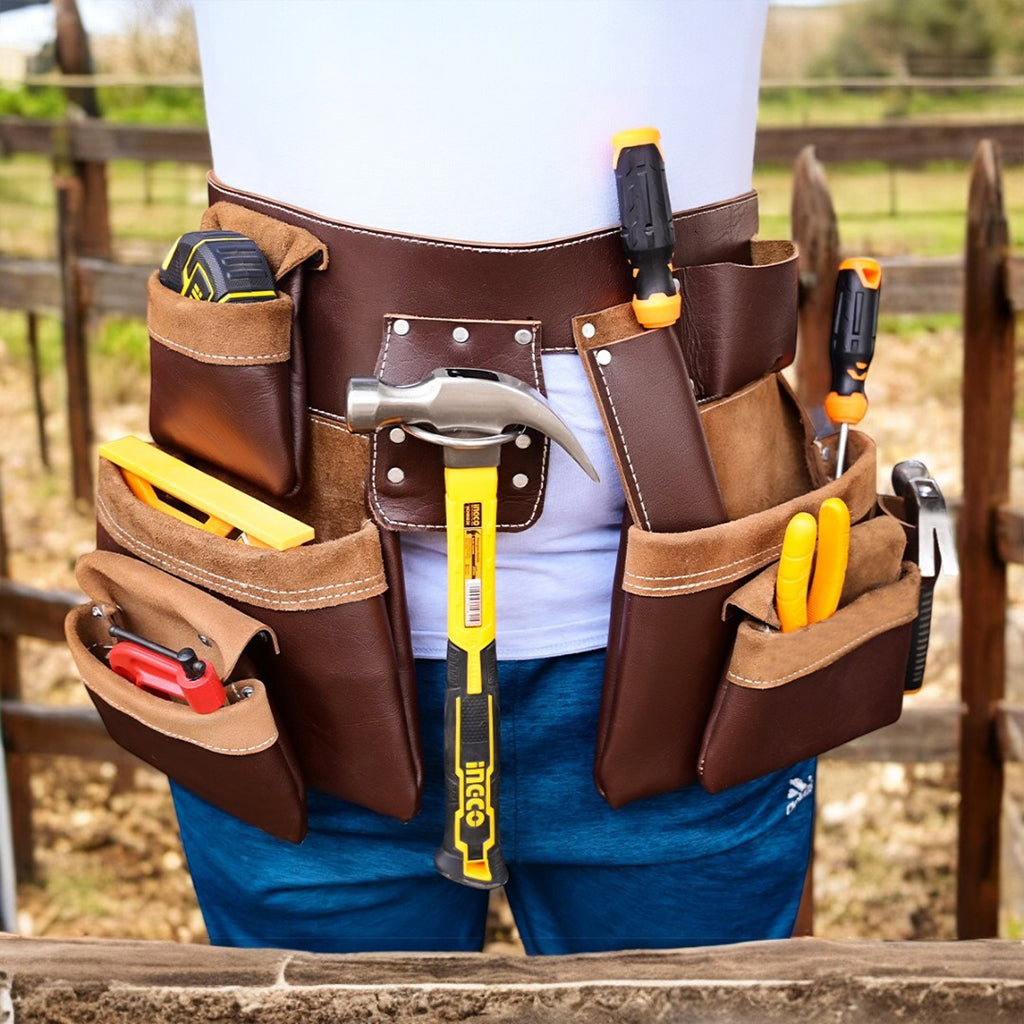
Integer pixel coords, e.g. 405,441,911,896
825,258,882,477
612,127,681,329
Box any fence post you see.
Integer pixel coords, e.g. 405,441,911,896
791,145,839,430
56,177,94,507
26,313,50,471
958,138,1014,938
0,474,35,883
53,0,112,260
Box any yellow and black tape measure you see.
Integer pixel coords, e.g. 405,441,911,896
159,230,276,303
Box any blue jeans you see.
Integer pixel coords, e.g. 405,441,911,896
171,649,815,954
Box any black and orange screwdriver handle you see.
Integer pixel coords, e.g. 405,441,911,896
612,128,681,329
825,258,882,476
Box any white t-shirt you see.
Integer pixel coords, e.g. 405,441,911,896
192,0,769,659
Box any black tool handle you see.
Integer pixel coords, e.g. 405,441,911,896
891,459,932,693
434,641,508,890
108,624,205,680
826,259,882,424
904,577,936,693
614,141,676,304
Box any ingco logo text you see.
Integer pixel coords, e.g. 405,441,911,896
463,761,488,828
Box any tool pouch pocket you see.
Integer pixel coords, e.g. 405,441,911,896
92,418,423,822
366,314,549,532
590,372,880,808
147,203,327,498
65,550,307,843
698,516,922,794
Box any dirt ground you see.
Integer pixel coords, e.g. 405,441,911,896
0,315,1021,949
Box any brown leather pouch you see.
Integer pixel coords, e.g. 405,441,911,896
65,551,307,843
590,373,879,807
698,516,921,794
148,204,327,498
92,418,423,822
365,314,549,532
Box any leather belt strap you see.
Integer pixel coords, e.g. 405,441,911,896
206,174,761,419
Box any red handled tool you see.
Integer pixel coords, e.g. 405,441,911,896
107,624,226,714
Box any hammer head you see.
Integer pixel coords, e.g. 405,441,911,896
891,460,959,578
347,368,599,480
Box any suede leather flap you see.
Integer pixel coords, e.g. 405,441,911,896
700,374,820,521
201,201,328,278
724,563,921,690
66,551,280,755
95,455,388,612
621,431,877,598
147,271,294,366
725,513,909,628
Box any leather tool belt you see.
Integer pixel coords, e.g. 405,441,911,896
65,176,926,842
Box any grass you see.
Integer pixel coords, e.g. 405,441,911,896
754,161,1024,257
0,153,209,262
758,85,1024,126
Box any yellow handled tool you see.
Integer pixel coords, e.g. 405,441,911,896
776,512,818,633
99,436,314,551
777,498,851,632
807,497,851,624
441,463,503,885
346,368,598,888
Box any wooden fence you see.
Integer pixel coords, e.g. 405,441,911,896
0,113,1021,936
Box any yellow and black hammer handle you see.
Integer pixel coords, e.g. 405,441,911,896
434,464,507,888
346,368,599,890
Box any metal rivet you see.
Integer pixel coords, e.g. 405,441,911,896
596,349,611,366
512,473,529,489
389,427,406,443
452,326,470,343
393,319,410,336
514,433,531,449
514,328,532,346
387,467,405,484
197,634,212,647
90,605,104,618
239,685,254,700
581,322,596,339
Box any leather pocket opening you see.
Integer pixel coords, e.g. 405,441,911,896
148,205,327,499
92,421,423,823
66,551,307,843
698,516,921,794
594,373,878,809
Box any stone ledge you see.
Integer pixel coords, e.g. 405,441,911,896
1,934,1022,1023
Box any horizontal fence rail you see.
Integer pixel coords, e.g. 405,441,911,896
3,116,1023,169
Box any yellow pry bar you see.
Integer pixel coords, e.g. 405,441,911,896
99,436,314,551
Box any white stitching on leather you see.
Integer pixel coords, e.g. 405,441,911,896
625,544,783,583
96,494,386,607
82,679,278,754
148,325,289,363
726,611,918,687
367,318,548,531
213,177,754,257
595,358,651,530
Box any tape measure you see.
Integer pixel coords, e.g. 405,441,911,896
159,230,276,303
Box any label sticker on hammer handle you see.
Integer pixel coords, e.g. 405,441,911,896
463,502,483,628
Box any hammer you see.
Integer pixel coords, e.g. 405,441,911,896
347,368,599,888
892,460,959,694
